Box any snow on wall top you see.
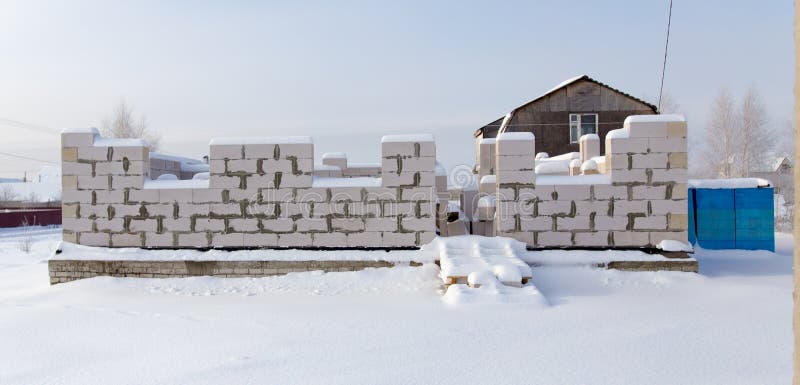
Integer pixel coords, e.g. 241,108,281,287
61,127,99,135
209,136,313,145
380,134,435,143
93,137,149,147
535,161,569,175
624,114,686,124
497,132,535,141
322,152,347,159
605,128,629,139
312,176,382,188
479,138,496,145
688,178,771,189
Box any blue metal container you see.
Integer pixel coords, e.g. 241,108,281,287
688,186,774,251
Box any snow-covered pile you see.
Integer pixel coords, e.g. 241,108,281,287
442,276,549,306
425,236,529,278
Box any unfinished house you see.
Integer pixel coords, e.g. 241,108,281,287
53,114,693,284
473,75,657,174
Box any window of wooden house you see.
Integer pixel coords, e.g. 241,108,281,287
569,113,599,143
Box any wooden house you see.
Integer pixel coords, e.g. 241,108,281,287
473,75,657,166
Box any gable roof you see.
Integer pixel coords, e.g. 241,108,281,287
474,75,658,137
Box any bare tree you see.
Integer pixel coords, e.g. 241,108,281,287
101,100,160,151
736,86,773,177
704,88,738,177
657,91,680,114
0,185,17,204
776,119,795,163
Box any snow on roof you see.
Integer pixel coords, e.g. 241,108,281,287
624,114,686,124
498,111,514,133
773,156,791,171
569,159,582,168
322,152,347,159
688,178,771,189
536,174,611,185
93,137,148,147
381,134,434,143
535,152,549,160
312,176,381,188
209,136,313,145
497,132,534,142
543,75,586,95
606,128,629,139
60,127,99,135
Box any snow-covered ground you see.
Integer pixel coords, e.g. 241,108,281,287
0,227,793,384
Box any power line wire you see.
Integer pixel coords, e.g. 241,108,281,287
658,0,673,112
0,118,60,135
0,151,58,165
483,121,629,128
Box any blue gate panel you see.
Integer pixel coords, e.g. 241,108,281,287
734,188,774,251
694,189,736,249
687,189,696,245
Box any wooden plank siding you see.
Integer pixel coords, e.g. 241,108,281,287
475,79,656,157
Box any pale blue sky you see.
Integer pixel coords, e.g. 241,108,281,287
0,0,793,177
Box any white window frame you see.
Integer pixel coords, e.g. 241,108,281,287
569,113,599,143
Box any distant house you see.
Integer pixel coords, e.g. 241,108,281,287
752,156,793,201
473,75,657,166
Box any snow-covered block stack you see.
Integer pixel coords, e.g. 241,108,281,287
61,130,436,249
494,132,537,242
62,128,151,247
491,114,689,249
605,115,688,246
477,138,496,180
579,133,600,164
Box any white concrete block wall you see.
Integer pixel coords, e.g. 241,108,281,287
492,115,688,249
62,132,435,249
